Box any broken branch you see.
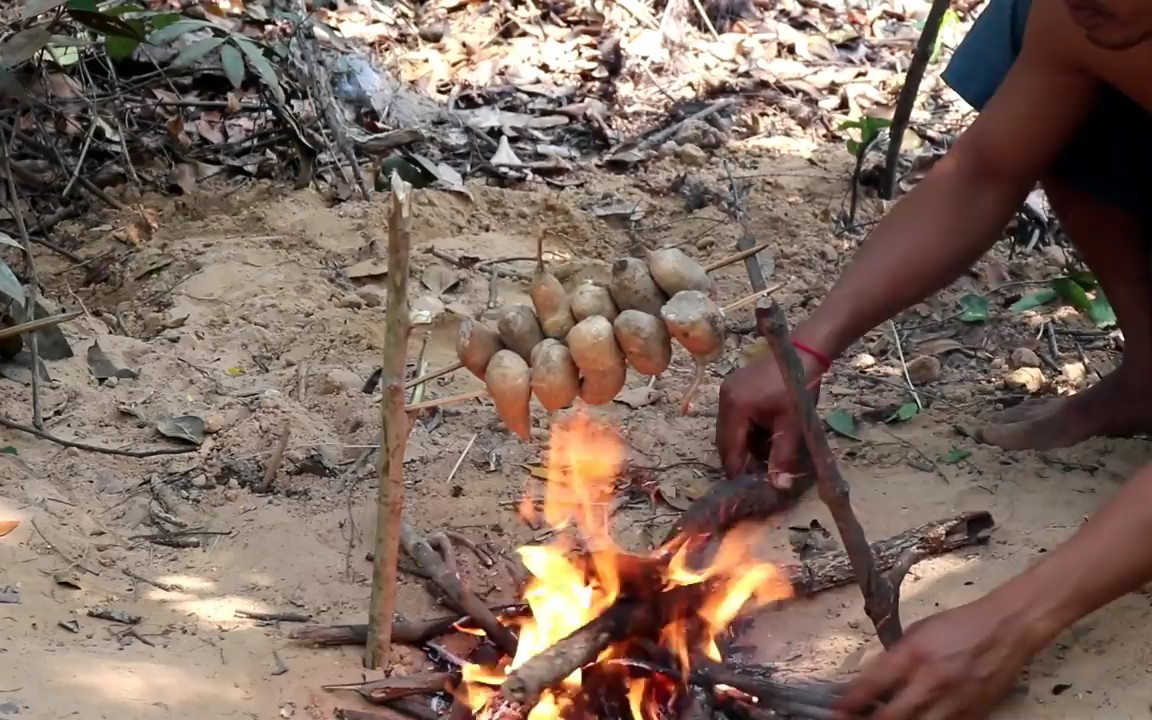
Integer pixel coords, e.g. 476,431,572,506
366,175,414,670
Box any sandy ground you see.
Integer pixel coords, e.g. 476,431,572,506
1,140,1148,720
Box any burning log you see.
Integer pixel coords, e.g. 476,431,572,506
659,468,814,547
291,604,529,647
501,510,992,704
758,301,913,648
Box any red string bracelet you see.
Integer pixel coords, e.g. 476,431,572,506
791,340,833,372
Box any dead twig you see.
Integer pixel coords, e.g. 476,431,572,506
366,175,413,670
636,98,737,151
236,609,313,623
30,517,100,576
880,0,952,198
401,521,519,656
0,415,197,458
0,124,43,429
122,567,183,592
889,321,923,410
759,301,913,648
255,420,292,494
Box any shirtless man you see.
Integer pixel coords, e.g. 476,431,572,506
715,0,1152,716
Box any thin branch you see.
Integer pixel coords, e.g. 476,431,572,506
758,301,908,648
888,321,923,410
879,0,952,198
0,124,44,429
0,415,197,458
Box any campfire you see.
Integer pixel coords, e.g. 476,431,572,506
300,303,996,720
459,413,794,720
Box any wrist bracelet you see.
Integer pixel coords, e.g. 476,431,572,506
792,340,833,372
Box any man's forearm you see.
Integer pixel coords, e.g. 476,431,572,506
990,462,1152,652
794,154,1035,358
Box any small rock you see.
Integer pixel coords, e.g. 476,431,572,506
203,415,226,434
1062,362,1087,386
337,292,364,310
104,376,119,389
1010,347,1042,369
819,243,839,262
851,353,876,370
990,357,1008,370
227,478,241,490
190,474,208,489
223,489,240,502
1005,367,1046,393
321,368,363,395
677,143,707,166
1043,245,1068,268
906,355,942,385
657,141,680,158
357,287,385,308
673,119,725,149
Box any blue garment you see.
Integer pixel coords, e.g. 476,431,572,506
942,0,1152,214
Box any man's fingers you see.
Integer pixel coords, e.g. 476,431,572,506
873,674,941,720
715,404,750,480
766,421,803,487
836,650,911,715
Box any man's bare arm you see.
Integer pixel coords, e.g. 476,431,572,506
793,3,1098,358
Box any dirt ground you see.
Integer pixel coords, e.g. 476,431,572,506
2,138,1149,720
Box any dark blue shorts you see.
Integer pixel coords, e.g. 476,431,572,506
942,0,1152,215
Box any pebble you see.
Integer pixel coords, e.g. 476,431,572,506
321,368,363,394
191,474,208,488
336,292,364,309
357,287,385,307
819,243,839,262
227,478,241,490
851,353,877,370
677,143,708,166
1010,347,1042,369
204,415,226,434
657,141,680,158
906,355,942,385
1005,367,1046,393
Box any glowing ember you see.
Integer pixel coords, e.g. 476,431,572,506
461,412,793,720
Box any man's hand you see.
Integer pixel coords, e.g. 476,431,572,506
715,351,825,484
836,596,1039,720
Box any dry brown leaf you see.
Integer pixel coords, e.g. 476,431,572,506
0,520,19,537
915,338,966,356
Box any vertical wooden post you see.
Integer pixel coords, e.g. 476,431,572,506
365,173,413,669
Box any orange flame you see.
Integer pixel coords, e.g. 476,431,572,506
462,412,793,720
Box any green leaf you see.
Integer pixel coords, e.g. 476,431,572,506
845,139,859,156
939,448,971,464
220,42,244,89
67,0,96,10
1050,277,1093,315
146,19,215,45
234,38,283,102
1009,287,1059,312
67,8,146,40
149,12,182,31
1068,270,1097,290
1089,293,1116,328
824,409,860,440
0,446,17,456
930,8,960,62
957,293,989,323
171,35,225,68
886,403,920,424
105,33,139,60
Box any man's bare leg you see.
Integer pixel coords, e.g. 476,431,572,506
981,177,1152,450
